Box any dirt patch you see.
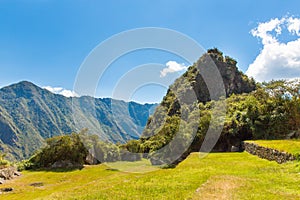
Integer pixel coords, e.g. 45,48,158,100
193,175,245,200
30,182,44,187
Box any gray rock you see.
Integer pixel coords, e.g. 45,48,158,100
0,167,19,180
85,153,100,165
51,160,82,169
14,171,21,176
231,146,240,152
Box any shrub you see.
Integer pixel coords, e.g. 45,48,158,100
29,133,88,169
0,153,10,169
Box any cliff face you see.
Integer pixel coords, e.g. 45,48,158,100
183,48,256,103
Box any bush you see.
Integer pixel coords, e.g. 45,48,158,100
17,160,34,171
29,133,88,169
0,153,10,169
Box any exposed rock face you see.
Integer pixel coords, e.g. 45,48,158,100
85,153,100,165
192,51,256,103
51,160,82,169
244,142,296,164
0,166,21,184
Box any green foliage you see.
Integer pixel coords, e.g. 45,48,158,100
207,47,224,61
16,159,34,171
28,133,88,169
80,132,142,163
0,152,10,168
225,55,237,65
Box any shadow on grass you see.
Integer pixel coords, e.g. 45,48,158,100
105,168,119,171
26,165,84,173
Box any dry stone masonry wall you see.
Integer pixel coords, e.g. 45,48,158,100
244,142,296,164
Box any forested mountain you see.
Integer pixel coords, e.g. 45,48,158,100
124,49,300,165
0,81,156,161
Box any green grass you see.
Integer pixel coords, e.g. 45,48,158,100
245,140,300,155
1,152,300,200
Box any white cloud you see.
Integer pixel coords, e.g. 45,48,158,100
160,61,187,77
43,86,79,97
250,18,284,45
246,16,300,82
287,17,300,36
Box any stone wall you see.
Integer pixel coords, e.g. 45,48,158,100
243,142,296,164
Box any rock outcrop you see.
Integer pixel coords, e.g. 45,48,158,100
0,166,21,184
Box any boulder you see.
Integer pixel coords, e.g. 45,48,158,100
231,146,240,152
149,157,165,165
85,153,100,165
51,160,82,169
0,166,19,180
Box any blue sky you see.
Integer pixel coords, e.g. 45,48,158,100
1,0,300,103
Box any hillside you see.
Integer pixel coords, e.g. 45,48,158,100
143,49,256,139
124,49,300,165
134,49,256,163
0,81,156,161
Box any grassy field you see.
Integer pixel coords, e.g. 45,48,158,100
0,152,299,200
246,140,300,155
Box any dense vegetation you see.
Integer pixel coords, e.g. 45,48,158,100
0,81,156,161
20,130,142,170
124,49,300,165
0,152,10,169
24,133,88,169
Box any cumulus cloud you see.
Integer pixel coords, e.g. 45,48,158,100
160,61,187,77
246,16,300,82
287,17,300,36
43,86,79,97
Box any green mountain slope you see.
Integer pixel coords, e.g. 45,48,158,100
0,81,156,160
128,49,257,164
128,49,300,166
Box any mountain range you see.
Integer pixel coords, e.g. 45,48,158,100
0,81,156,161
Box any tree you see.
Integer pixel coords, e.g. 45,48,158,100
29,133,88,168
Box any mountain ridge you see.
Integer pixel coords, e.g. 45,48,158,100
0,81,157,161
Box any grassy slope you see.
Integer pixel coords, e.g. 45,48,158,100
246,140,300,155
1,152,300,200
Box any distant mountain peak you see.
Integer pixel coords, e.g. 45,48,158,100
42,86,78,98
